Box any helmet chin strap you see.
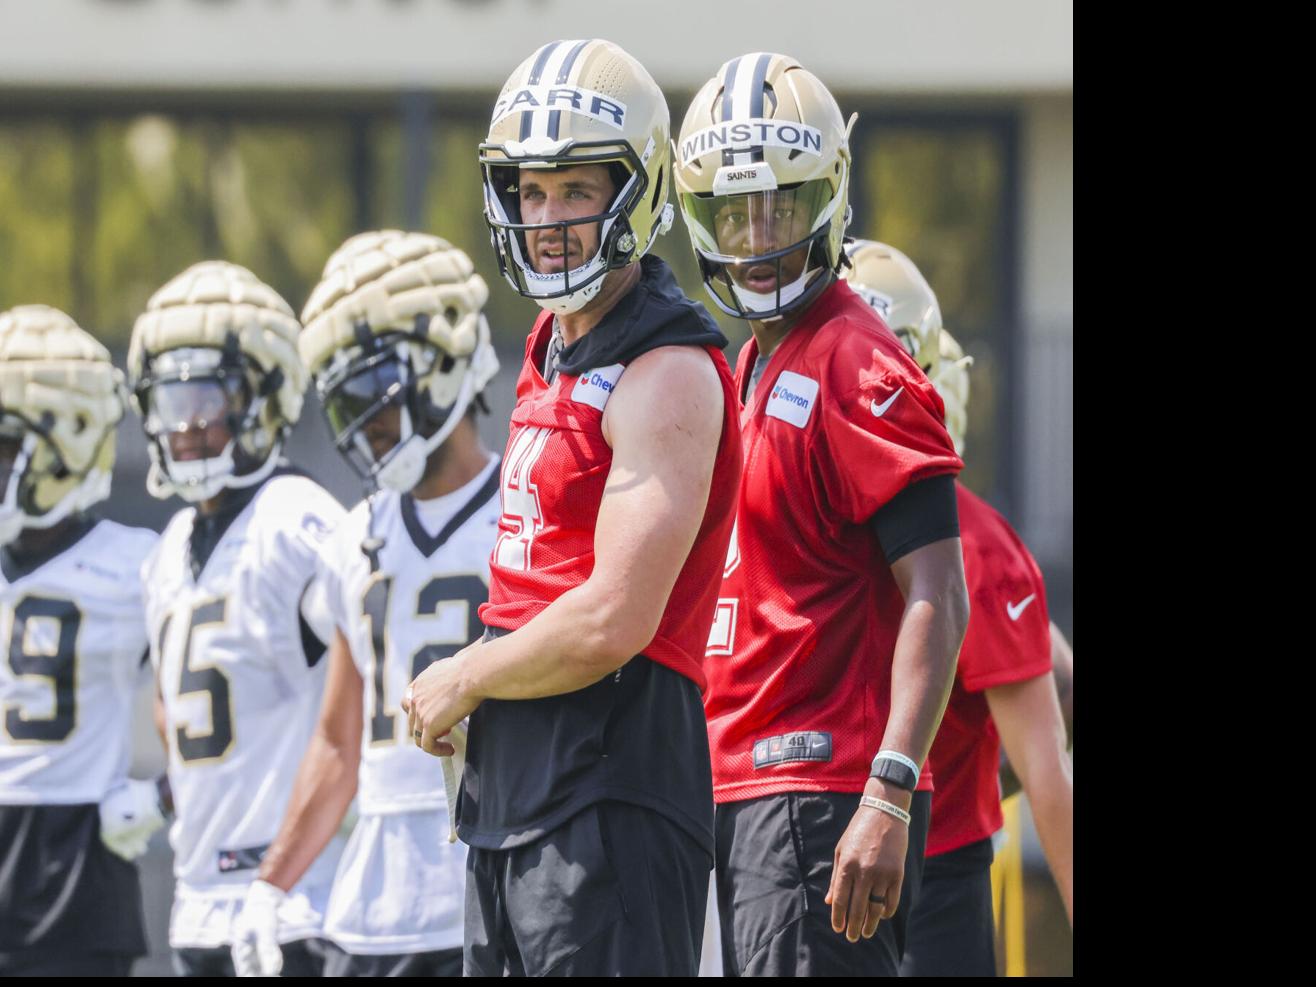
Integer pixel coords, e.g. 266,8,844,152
536,276,605,317
149,437,282,503
0,432,113,542
0,434,36,545
149,396,281,503
374,368,480,494
731,265,824,320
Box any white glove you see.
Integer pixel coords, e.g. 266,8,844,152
231,879,287,977
98,778,165,861
440,720,468,844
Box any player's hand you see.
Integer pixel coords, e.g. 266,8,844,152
402,642,481,758
231,879,287,977
439,719,469,843
825,782,911,942
98,777,166,861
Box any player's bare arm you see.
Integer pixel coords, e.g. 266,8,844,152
826,537,968,942
257,628,363,891
1050,620,1074,744
1000,620,1073,799
986,673,1073,926
404,345,723,754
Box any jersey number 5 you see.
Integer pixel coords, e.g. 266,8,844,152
160,598,235,764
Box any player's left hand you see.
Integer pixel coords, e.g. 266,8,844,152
402,643,481,758
825,782,911,943
231,879,287,977
97,777,166,862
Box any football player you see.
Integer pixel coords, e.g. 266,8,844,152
403,38,741,976
228,231,501,978
674,55,970,977
0,305,162,977
842,240,1073,974
130,262,346,977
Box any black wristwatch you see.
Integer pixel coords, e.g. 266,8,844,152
869,755,917,792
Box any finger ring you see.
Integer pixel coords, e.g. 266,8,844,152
869,894,886,904
413,731,423,739
405,687,414,702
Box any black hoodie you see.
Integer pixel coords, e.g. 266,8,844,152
553,255,727,376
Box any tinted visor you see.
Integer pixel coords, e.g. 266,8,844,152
322,352,407,442
680,179,833,263
145,377,246,435
0,416,28,493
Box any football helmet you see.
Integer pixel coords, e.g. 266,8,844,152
129,261,307,503
841,240,943,373
0,305,125,545
300,231,499,494
675,53,855,320
930,329,973,457
480,39,674,315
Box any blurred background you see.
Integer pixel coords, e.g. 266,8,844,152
2,0,1072,976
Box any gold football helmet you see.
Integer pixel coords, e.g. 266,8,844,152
300,231,499,494
480,39,674,315
129,261,306,502
675,53,855,320
0,305,125,544
841,240,943,373
930,329,973,457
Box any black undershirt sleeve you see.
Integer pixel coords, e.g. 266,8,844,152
300,614,328,669
871,474,960,565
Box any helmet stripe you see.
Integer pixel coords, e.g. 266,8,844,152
719,56,741,167
547,39,593,141
728,52,773,166
746,52,773,163
520,41,563,140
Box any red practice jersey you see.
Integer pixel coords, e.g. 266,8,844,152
705,279,962,803
925,483,1052,856
480,310,742,691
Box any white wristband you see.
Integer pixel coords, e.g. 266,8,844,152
860,795,912,826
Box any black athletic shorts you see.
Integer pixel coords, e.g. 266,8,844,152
464,800,711,976
0,803,146,973
715,790,931,977
172,938,331,977
323,946,462,978
900,837,996,977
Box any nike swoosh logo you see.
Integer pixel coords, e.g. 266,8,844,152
1006,594,1037,621
870,387,904,417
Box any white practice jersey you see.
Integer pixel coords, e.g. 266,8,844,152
1,519,157,805
142,473,346,948
317,457,500,954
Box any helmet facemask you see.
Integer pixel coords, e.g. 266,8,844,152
481,145,661,316
681,177,843,321
137,346,284,503
0,411,111,546
317,325,483,495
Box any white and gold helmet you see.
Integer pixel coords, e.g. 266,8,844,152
300,231,499,494
0,306,125,545
480,39,675,315
841,240,943,374
930,329,974,458
128,261,307,503
675,53,855,320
